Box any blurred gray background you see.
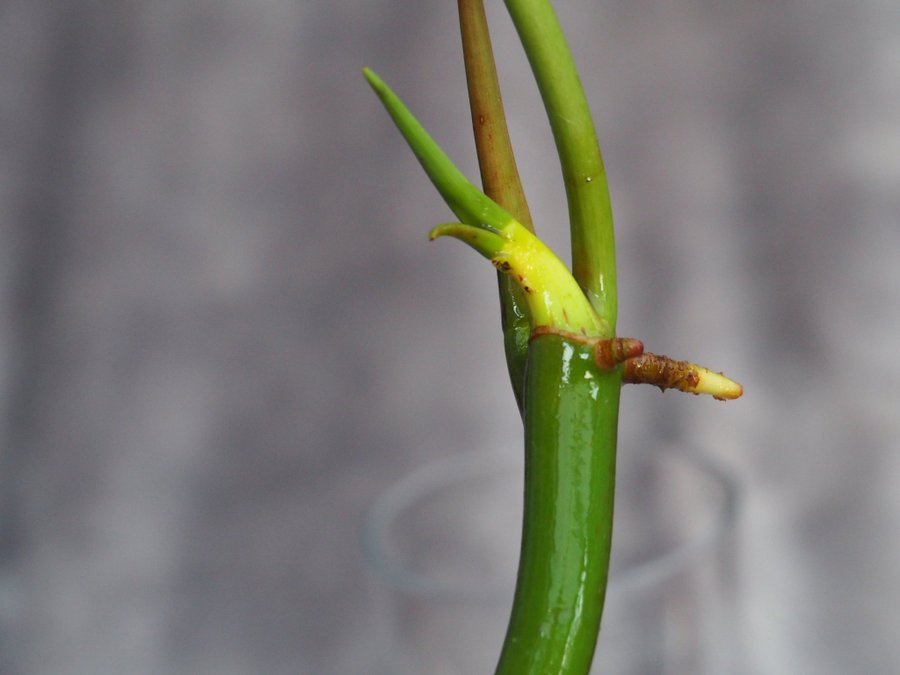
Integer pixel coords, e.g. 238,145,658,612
1,1,899,673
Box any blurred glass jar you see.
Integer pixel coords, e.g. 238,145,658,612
362,442,741,675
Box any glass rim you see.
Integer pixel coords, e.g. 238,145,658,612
362,442,741,603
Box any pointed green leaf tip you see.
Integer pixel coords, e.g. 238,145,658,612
362,67,511,231
364,67,608,336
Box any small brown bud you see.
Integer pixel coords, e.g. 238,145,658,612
593,338,644,370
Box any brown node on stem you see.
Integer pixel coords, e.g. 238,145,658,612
530,328,743,400
593,338,644,370
529,328,644,369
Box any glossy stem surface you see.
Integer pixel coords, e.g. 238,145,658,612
504,0,617,330
496,334,620,674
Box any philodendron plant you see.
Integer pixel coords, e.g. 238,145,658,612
365,0,742,672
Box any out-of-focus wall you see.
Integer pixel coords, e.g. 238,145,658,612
0,1,898,673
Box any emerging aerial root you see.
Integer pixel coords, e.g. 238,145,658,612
622,353,743,400
530,328,743,401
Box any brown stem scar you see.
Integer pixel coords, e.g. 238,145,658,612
529,328,643,369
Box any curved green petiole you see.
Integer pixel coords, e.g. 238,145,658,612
504,0,618,327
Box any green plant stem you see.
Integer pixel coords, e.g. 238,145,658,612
496,333,619,674
459,0,534,414
495,3,621,672
365,5,741,672
365,4,624,670
504,0,617,330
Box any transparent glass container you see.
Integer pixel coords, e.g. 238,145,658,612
362,442,741,674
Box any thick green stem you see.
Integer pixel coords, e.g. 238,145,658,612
504,0,617,330
496,333,620,674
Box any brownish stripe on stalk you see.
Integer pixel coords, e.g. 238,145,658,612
458,0,533,229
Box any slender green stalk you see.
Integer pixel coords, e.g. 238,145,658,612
459,0,534,232
504,0,617,330
496,333,619,674
459,0,534,413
